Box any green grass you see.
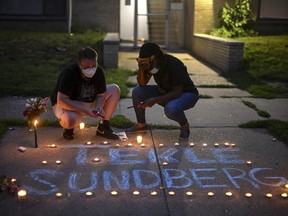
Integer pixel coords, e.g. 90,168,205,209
239,120,288,144
224,35,288,98
0,30,133,98
242,100,271,118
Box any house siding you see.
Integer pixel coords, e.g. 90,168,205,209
72,0,119,32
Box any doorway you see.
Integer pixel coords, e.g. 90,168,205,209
120,0,184,48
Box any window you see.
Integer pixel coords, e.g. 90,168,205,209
0,0,67,17
259,0,288,19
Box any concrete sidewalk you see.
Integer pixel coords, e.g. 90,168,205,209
0,50,287,216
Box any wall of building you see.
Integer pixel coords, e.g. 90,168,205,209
184,0,245,73
0,0,119,33
72,0,119,33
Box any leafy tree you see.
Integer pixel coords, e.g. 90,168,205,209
211,0,258,38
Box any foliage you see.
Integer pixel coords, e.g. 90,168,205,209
211,0,258,38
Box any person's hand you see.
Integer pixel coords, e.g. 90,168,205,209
138,62,150,72
91,107,105,118
138,98,157,108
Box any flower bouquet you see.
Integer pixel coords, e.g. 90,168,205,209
0,175,21,196
23,97,50,130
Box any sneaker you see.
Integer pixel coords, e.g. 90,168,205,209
96,123,119,140
179,123,190,139
125,123,148,134
63,128,74,140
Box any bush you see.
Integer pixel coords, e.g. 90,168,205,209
211,0,258,38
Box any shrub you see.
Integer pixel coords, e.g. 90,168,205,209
211,0,258,38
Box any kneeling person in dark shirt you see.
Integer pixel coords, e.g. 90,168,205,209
51,47,120,140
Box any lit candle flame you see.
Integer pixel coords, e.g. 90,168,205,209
18,190,27,200
111,191,118,196
225,191,233,197
133,191,140,195
136,135,142,144
245,193,252,197
55,192,62,198
151,191,157,196
86,191,93,196
207,192,214,196
79,122,85,130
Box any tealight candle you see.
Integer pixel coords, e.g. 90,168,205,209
55,192,63,198
266,193,273,198
202,143,207,147
140,143,146,147
168,191,175,196
281,193,287,198
133,191,140,195
159,143,164,147
93,158,100,162
56,160,61,164
115,144,120,148
151,191,157,196
50,144,56,148
42,160,48,165
246,161,252,166
11,178,17,183
18,189,27,200
111,191,118,196
103,141,108,145
285,183,288,189
207,192,214,197
162,162,168,166
189,143,194,147
174,142,179,146
87,141,92,145
127,143,133,147
225,142,230,147
79,122,85,130
214,143,219,147
225,191,233,197
230,143,236,147
136,135,142,144
245,193,252,197
86,191,93,196
186,191,193,196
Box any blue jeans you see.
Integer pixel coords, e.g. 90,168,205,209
132,85,199,125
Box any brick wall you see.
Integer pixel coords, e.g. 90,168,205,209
72,0,119,32
192,34,244,72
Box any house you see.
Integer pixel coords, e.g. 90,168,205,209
0,0,287,71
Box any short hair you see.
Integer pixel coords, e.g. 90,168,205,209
78,47,98,61
139,42,165,63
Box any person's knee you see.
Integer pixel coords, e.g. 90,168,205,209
132,85,143,97
60,112,81,129
164,103,180,118
108,84,120,94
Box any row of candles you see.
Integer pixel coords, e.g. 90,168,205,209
18,188,288,200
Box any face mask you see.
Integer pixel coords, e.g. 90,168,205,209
150,67,159,74
82,66,97,78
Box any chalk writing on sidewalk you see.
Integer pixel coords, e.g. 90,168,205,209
24,147,288,196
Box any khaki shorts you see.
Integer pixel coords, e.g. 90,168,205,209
52,101,96,120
